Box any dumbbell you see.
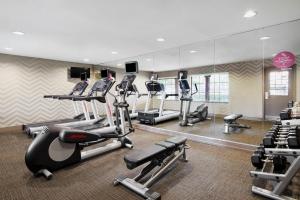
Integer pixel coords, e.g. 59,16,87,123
251,146,287,172
263,126,289,148
251,145,265,169
263,131,300,148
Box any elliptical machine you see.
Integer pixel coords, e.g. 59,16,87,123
25,62,138,179
178,71,208,126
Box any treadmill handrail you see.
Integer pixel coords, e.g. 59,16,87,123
56,95,84,100
72,96,106,103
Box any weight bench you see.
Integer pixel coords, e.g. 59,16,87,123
114,136,188,200
224,114,251,134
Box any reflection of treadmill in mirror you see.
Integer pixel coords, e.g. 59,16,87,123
138,77,180,125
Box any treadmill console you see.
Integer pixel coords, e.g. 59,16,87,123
69,81,89,95
145,81,164,94
88,78,115,96
117,61,138,93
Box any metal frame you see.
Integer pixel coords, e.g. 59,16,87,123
224,117,250,134
250,148,300,200
114,144,187,200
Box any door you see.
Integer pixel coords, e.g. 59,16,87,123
264,67,295,120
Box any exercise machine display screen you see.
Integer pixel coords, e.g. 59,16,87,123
70,67,90,78
101,69,108,78
180,80,190,90
125,61,138,73
80,72,87,81
151,73,158,80
101,69,116,78
178,70,188,79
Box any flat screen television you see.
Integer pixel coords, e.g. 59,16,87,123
125,61,138,73
70,67,90,78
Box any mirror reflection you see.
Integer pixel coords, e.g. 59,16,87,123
102,20,300,148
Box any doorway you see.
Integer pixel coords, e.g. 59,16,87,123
264,67,295,120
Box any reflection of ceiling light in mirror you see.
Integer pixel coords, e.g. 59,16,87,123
243,10,257,18
260,36,271,40
83,58,90,62
156,38,165,42
117,63,122,66
146,58,152,61
12,31,25,35
111,51,118,54
189,50,197,54
4,47,13,51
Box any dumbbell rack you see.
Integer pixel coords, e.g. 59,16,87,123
281,119,300,126
250,134,300,200
250,148,300,200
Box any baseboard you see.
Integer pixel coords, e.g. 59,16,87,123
264,115,278,121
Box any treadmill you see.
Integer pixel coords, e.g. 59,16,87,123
26,70,116,137
22,73,91,135
138,79,180,125
125,84,148,119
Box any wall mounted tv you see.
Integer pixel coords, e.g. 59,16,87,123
70,67,90,78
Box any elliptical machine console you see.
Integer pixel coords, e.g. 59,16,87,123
178,71,208,126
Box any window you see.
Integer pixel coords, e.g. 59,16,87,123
158,78,177,100
209,73,229,102
269,71,289,96
190,75,206,101
191,73,229,103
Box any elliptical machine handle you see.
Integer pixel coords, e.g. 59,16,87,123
191,83,198,95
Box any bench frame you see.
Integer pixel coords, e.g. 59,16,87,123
114,141,187,200
224,114,251,134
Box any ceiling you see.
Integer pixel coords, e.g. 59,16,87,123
0,0,300,71
105,20,300,71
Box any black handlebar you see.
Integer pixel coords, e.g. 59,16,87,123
191,83,198,95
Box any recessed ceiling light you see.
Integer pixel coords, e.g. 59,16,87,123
12,31,25,35
146,58,152,61
156,38,165,42
117,63,122,66
189,50,197,54
111,51,118,55
4,47,13,51
260,36,271,40
243,10,257,18
83,58,90,62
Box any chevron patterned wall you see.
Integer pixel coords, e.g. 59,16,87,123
0,54,94,128
0,54,151,128
155,60,264,118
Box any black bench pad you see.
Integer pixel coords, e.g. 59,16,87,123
224,114,243,122
124,136,187,170
166,136,187,146
124,145,167,169
156,141,175,149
